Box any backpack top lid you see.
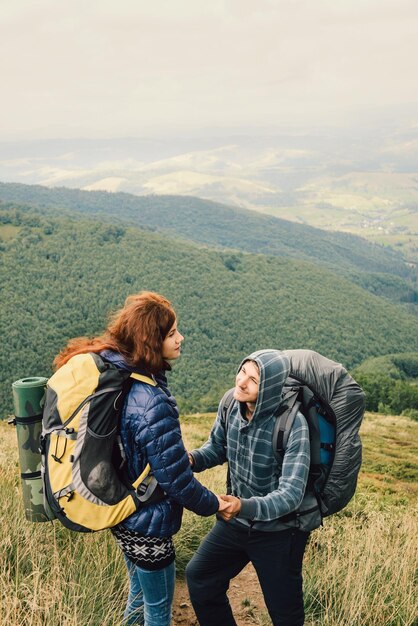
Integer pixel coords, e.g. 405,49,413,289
283,349,365,428
283,349,366,517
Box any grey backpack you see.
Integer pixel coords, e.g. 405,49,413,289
221,349,365,520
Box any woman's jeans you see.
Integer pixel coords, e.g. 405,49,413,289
123,556,175,626
186,519,310,626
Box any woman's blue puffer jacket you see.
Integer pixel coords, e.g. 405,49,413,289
101,350,218,537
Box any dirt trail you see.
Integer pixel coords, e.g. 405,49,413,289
172,562,267,625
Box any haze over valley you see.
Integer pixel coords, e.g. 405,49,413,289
1,116,416,261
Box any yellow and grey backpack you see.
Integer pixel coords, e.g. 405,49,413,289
41,352,162,532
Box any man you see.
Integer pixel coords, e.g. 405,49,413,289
186,349,321,626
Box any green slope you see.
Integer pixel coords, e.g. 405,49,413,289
351,354,418,415
1,203,418,416
0,182,410,279
353,353,418,380
347,271,418,314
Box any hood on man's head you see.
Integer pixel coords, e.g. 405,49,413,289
237,349,290,420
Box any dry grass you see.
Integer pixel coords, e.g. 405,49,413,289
300,506,417,625
1,412,417,626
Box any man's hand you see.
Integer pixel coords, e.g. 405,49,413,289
216,494,241,521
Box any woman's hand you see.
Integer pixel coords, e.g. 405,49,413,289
216,495,241,520
217,496,230,512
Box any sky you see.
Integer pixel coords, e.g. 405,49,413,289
1,0,418,140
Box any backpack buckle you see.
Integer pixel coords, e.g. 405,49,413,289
136,481,149,497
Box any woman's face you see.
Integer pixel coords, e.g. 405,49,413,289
162,320,184,360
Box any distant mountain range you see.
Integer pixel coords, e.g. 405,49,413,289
0,125,416,259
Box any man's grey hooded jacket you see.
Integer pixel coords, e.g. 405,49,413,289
191,349,322,532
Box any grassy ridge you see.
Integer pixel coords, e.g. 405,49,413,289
1,412,417,626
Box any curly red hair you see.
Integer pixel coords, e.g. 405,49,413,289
53,291,176,374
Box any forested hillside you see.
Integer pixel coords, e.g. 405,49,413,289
0,182,411,282
353,353,418,417
2,202,418,417
347,270,417,314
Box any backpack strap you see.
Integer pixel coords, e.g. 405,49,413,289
132,463,152,489
300,385,322,467
272,384,322,467
125,373,159,504
272,394,301,467
219,387,235,495
220,387,236,429
130,373,157,386
272,390,321,525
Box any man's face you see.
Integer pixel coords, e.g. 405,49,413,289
234,360,260,404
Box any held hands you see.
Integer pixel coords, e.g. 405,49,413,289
216,494,241,521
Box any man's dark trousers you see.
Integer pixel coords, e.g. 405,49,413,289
186,519,310,626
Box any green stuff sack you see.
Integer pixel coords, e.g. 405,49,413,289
41,352,161,532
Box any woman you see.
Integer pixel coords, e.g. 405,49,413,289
53,291,225,626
